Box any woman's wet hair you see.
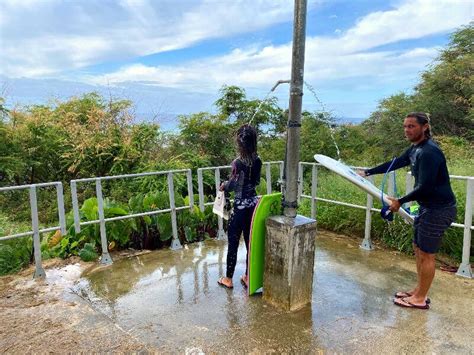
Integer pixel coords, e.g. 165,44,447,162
236,124,257,164
406,112,431,138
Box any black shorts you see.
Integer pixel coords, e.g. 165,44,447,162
413,204,457,254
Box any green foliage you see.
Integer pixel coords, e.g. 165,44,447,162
414,22,473,140
178,112,234,166
0,24,472,274
177,195,215,243
0,238,32,276
363,22,473,152
214,85,285,135
79,243,98,262
0,213,34,275
362,93,415,158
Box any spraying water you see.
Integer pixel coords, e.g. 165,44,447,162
248,80,290,126
304,81,341,160
246,79,341,161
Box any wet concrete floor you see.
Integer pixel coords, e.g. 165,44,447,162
76,231,473,354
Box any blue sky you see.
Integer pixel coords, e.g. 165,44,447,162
0,0,472,129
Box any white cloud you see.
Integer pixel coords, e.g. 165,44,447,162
85,0,470,92
336,0,472,53
0,0,298,77
1,0,472,118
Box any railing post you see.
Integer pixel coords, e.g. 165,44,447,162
297,162,303,204
457,178,473,278
266,163,272,195
168,172,182,250
71,181,81,233
95,179,112,264
279,161,284,193
405,172,414,207
197,169,204,212
186,169,194,209
388,171,395,196
56,183,67,235
29,186,45,278
360,175,374,250
215,168,226,241
311,164,318,219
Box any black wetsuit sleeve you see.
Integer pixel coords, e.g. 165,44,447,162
223,160,240,192
365,148,411,176
398,150,442,205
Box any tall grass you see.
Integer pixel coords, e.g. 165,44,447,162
0,213,33,275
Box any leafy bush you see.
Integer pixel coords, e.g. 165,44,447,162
0,238,32,276
79,243,98,262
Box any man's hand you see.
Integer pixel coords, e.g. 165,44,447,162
387,196,401,212
356,169,367,177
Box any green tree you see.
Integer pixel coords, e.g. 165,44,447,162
214,85,284,135
414,22,473,140
177,112,234,166
362,93,415,158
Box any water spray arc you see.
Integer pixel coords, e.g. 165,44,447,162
248,80,290,126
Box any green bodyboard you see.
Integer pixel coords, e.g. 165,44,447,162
248,193,282,295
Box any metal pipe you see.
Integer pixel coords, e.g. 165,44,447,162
187,169,194,209
168,172,182,250
457,179,473,278
361,176,374,250
214,168,226,241
265,163,272,195
197,168,204,212
56,183,67,235
283,0,307,217
71,181,81,233
29,186,45,278
311,164,318,219
95,179,112,264
271,80,290,92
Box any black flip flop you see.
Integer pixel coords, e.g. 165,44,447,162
393,297,429,310
394,291,430,304
240,276,248,289
217,277,233,289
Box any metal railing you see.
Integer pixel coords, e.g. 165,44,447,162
197,161,284,240
1,161,472,279
0,182,66,277
70,169,194,264
298,162,473,279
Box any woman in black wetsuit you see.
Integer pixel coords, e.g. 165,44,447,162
217,124,262,289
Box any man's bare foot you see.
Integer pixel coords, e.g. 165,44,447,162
402,295,428,307
394,290,430,304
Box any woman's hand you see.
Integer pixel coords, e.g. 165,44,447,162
219,183,225,191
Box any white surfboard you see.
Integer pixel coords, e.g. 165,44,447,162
314,154,414,224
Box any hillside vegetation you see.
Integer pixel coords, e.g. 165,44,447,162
0,24,472,275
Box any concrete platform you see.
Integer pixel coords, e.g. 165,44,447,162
76,231,473,354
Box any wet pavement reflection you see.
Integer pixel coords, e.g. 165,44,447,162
76,232,474,353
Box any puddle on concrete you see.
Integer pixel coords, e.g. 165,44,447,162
76,232,474,353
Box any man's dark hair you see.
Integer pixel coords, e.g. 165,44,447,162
236,124,257,164
406,112,431,138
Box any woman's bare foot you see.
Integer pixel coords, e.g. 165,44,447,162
217,277,233,289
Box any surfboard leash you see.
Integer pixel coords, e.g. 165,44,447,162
380,157,397,222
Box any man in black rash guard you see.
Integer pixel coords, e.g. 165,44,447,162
359,112,456,310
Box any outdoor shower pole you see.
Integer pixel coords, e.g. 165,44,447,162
283,0,307,218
